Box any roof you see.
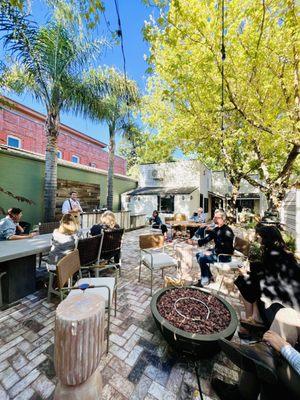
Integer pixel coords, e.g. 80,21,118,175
128,186,198,196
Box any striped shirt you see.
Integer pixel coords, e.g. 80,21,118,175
281,345,300,375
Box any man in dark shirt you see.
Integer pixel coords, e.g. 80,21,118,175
187,210,234,287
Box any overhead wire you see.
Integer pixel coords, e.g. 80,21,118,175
113,0,131,120
221,0,226,131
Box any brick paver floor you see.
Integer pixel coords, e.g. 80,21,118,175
0,228,245,399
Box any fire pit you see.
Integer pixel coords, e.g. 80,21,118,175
151,287,238,358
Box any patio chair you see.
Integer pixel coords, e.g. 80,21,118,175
210,236,250,293
38,221,60,268
138,234,180,296
47,234,103,301
95,229,124,277
38,221,60,234
56,249,118,353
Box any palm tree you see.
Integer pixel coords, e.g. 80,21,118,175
84,67,140,210
0,4,105,221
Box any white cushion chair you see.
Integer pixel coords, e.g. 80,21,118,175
138,234,180,295
210,237,250,293
55,249,118,353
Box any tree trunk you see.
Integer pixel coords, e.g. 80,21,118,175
227,179,240,222
44,112,59,222
106,125,115,211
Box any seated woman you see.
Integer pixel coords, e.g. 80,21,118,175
212,306,300,400
46,214,79,271
235,224,300,338
90,210,120,236
149,210,168,238
90,211,121,263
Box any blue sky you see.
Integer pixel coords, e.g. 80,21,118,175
4,0,158,146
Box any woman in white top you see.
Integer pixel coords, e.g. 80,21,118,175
46,214,79,271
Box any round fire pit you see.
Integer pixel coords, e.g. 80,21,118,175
151,286,238,358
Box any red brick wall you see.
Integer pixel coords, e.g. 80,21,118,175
0,107,127,175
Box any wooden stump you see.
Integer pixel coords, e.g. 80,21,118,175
175,243,195,282
54,292,105,400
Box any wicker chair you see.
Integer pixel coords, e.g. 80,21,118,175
38,221,60,268
94,229,124,277
56,249,118,353
38,221,60,235
77,234,103,267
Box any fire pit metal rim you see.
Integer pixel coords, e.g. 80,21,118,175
150,286,238,342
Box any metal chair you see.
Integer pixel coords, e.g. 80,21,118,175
210,236,250,293
47,234,103,301
56,249,118,353
139,234,180,296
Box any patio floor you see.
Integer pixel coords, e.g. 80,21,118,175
0,227,245,400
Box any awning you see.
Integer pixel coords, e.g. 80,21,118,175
208,191,225,199
127,186,198,196
236,193,260,200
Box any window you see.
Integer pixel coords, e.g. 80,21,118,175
89,162,96,168
71,155,80,163
200,194,204,208
160,195,174,213
57,150,62,159
204,197,209,213
7,136,21,149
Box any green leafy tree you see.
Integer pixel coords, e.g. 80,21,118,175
143,0,300,211
83,67,140,210
0,3,105,221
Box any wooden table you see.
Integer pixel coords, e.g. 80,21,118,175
169,221,204,237
0,234,52,303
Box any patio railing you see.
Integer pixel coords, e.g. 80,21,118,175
81,211,146,231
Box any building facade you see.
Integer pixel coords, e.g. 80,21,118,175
122,160,213,218
0,97,126,175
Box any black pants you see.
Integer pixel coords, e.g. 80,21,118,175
152,223,168,235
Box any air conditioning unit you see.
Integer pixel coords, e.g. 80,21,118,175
151,169,164,180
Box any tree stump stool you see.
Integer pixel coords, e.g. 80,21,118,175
174,243,195,283
54,292,105,400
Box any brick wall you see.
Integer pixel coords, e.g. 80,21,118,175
0,102,126,175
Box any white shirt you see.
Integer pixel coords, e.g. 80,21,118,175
62,198,83,214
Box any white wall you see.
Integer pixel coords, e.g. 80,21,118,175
281,189,300,256
127,194,158,217
139,160,204,188
174,190,200,217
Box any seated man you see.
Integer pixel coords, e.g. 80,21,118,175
189,207,207,238
187,210,234,287
190,207,206,223
0,208,36,240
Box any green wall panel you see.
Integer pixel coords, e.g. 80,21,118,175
0,150,136,226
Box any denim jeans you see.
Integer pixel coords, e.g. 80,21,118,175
194,227,206,239
196,250,231,284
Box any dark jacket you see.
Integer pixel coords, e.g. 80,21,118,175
235,245,300,311
90,223,120,236
197,224,234,256
150,215,163,226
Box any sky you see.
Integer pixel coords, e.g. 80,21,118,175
4,0,159,147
